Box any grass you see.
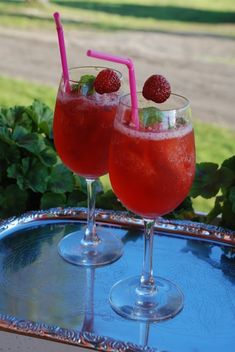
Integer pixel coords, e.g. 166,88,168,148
0,76,56,108
0,0,235,37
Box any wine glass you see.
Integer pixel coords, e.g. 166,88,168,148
109,92,196,321
53,66,123,266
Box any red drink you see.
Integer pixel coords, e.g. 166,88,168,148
54,91,119,178
109,118,195,219
54,67,124,267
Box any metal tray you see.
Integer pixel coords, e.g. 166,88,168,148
0,208,235,352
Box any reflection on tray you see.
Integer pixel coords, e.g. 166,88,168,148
182,239,235,285
0,208,234,352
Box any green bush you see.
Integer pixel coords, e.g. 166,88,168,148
190,159,235,229
0,100,87,217
0,100,234,230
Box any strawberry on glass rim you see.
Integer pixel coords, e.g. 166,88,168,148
142,74,171,104
94,68,121,94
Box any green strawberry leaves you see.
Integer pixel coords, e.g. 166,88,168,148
139,107,163,128
71,75,96,96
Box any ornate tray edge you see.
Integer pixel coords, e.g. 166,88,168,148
0,315,159,352
0,207,234,246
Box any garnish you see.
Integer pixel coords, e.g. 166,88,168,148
71,74,96,95
94,69,121,94
139,107,163,128
142,74,171,103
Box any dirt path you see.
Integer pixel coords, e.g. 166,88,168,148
0,27,234,129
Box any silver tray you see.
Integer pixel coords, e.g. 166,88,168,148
0,208,235,352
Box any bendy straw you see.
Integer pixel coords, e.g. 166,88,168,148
87,49,139,129
53,12,70,92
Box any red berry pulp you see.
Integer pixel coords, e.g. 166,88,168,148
54,91,119,179
109,115,195,218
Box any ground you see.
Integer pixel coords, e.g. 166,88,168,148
0,26,234,129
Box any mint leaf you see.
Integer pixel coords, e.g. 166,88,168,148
139,107,163,128
72,74,96,96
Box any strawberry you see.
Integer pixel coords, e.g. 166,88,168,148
142,74,171,103
94,69,121,94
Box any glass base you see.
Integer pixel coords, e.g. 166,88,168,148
58,226,123,267
109,275,184,322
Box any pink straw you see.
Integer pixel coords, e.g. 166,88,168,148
87,49,139,129
53,12,70,92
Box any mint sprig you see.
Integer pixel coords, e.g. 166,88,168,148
71,74,96,95
139,107,163,128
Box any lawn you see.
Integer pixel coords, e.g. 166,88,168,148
0,0,235,37
0,76,56,108
1,75,234,213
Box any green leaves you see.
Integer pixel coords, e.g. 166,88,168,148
228,186,235,212
15,132,46,154
40,192,67,209
190,157,235,229
190,162,234,199
7,158,49,193
222,155,235,171
29,100,53,138
139,107,163,128
71,74,96,96
0,184,28,218
0,100,82,218
48,164,74,193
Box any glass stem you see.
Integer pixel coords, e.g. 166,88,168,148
82,178,100,246
139,219,156,294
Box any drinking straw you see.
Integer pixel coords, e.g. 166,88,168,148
87,49,139,129
53,12,70,92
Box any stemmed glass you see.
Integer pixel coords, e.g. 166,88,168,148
53,66,123,266
109,92,196,321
